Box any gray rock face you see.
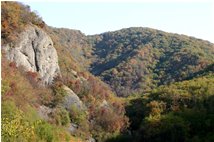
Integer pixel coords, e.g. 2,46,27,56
37,105,53,121
86,137,96,142
68,123,78,133
4,25,60,85
100,100,109,108
62,85,85,110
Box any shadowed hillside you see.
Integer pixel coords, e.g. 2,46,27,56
88,28,214,96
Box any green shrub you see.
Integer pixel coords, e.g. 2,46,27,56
141,114,188,142
35,121,54,142
51,82,67,107
69,104,87,124
1,101,36,142
52,106,70,126
1,80,10,95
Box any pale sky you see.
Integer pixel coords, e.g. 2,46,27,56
21,1,214,43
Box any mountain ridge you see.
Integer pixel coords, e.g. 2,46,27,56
44,26,214,97
87,27,214,96
87,27,213,44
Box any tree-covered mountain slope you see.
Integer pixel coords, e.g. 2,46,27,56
45,26,94,70
123,73,214,142
88,28,214,96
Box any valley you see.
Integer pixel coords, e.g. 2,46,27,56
1,2,214,142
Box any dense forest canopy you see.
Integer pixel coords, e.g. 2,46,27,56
88,28,214,96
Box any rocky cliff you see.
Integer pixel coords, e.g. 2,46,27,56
3,25,60,85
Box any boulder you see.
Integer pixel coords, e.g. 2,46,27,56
86,137,96,142
3,25,60,85
68,123,78,133
62,85,85,110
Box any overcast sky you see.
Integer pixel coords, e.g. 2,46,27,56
22,1,214,43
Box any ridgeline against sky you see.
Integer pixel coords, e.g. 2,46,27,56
23,1,214,43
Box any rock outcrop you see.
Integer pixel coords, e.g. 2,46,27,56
62,85,85,110
4,25,60,85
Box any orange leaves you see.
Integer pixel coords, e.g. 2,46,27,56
26,71,40,87
147,101,166,117
129,58,137,65
94,106,129,133
1,2,44,44
26,71,39,79
9,62,17,68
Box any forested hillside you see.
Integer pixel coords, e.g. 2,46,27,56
123,73,214,142
88,28,214,96
1,1,214,142
1,2,128,142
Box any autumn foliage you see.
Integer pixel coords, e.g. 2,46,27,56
1,1,44,44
